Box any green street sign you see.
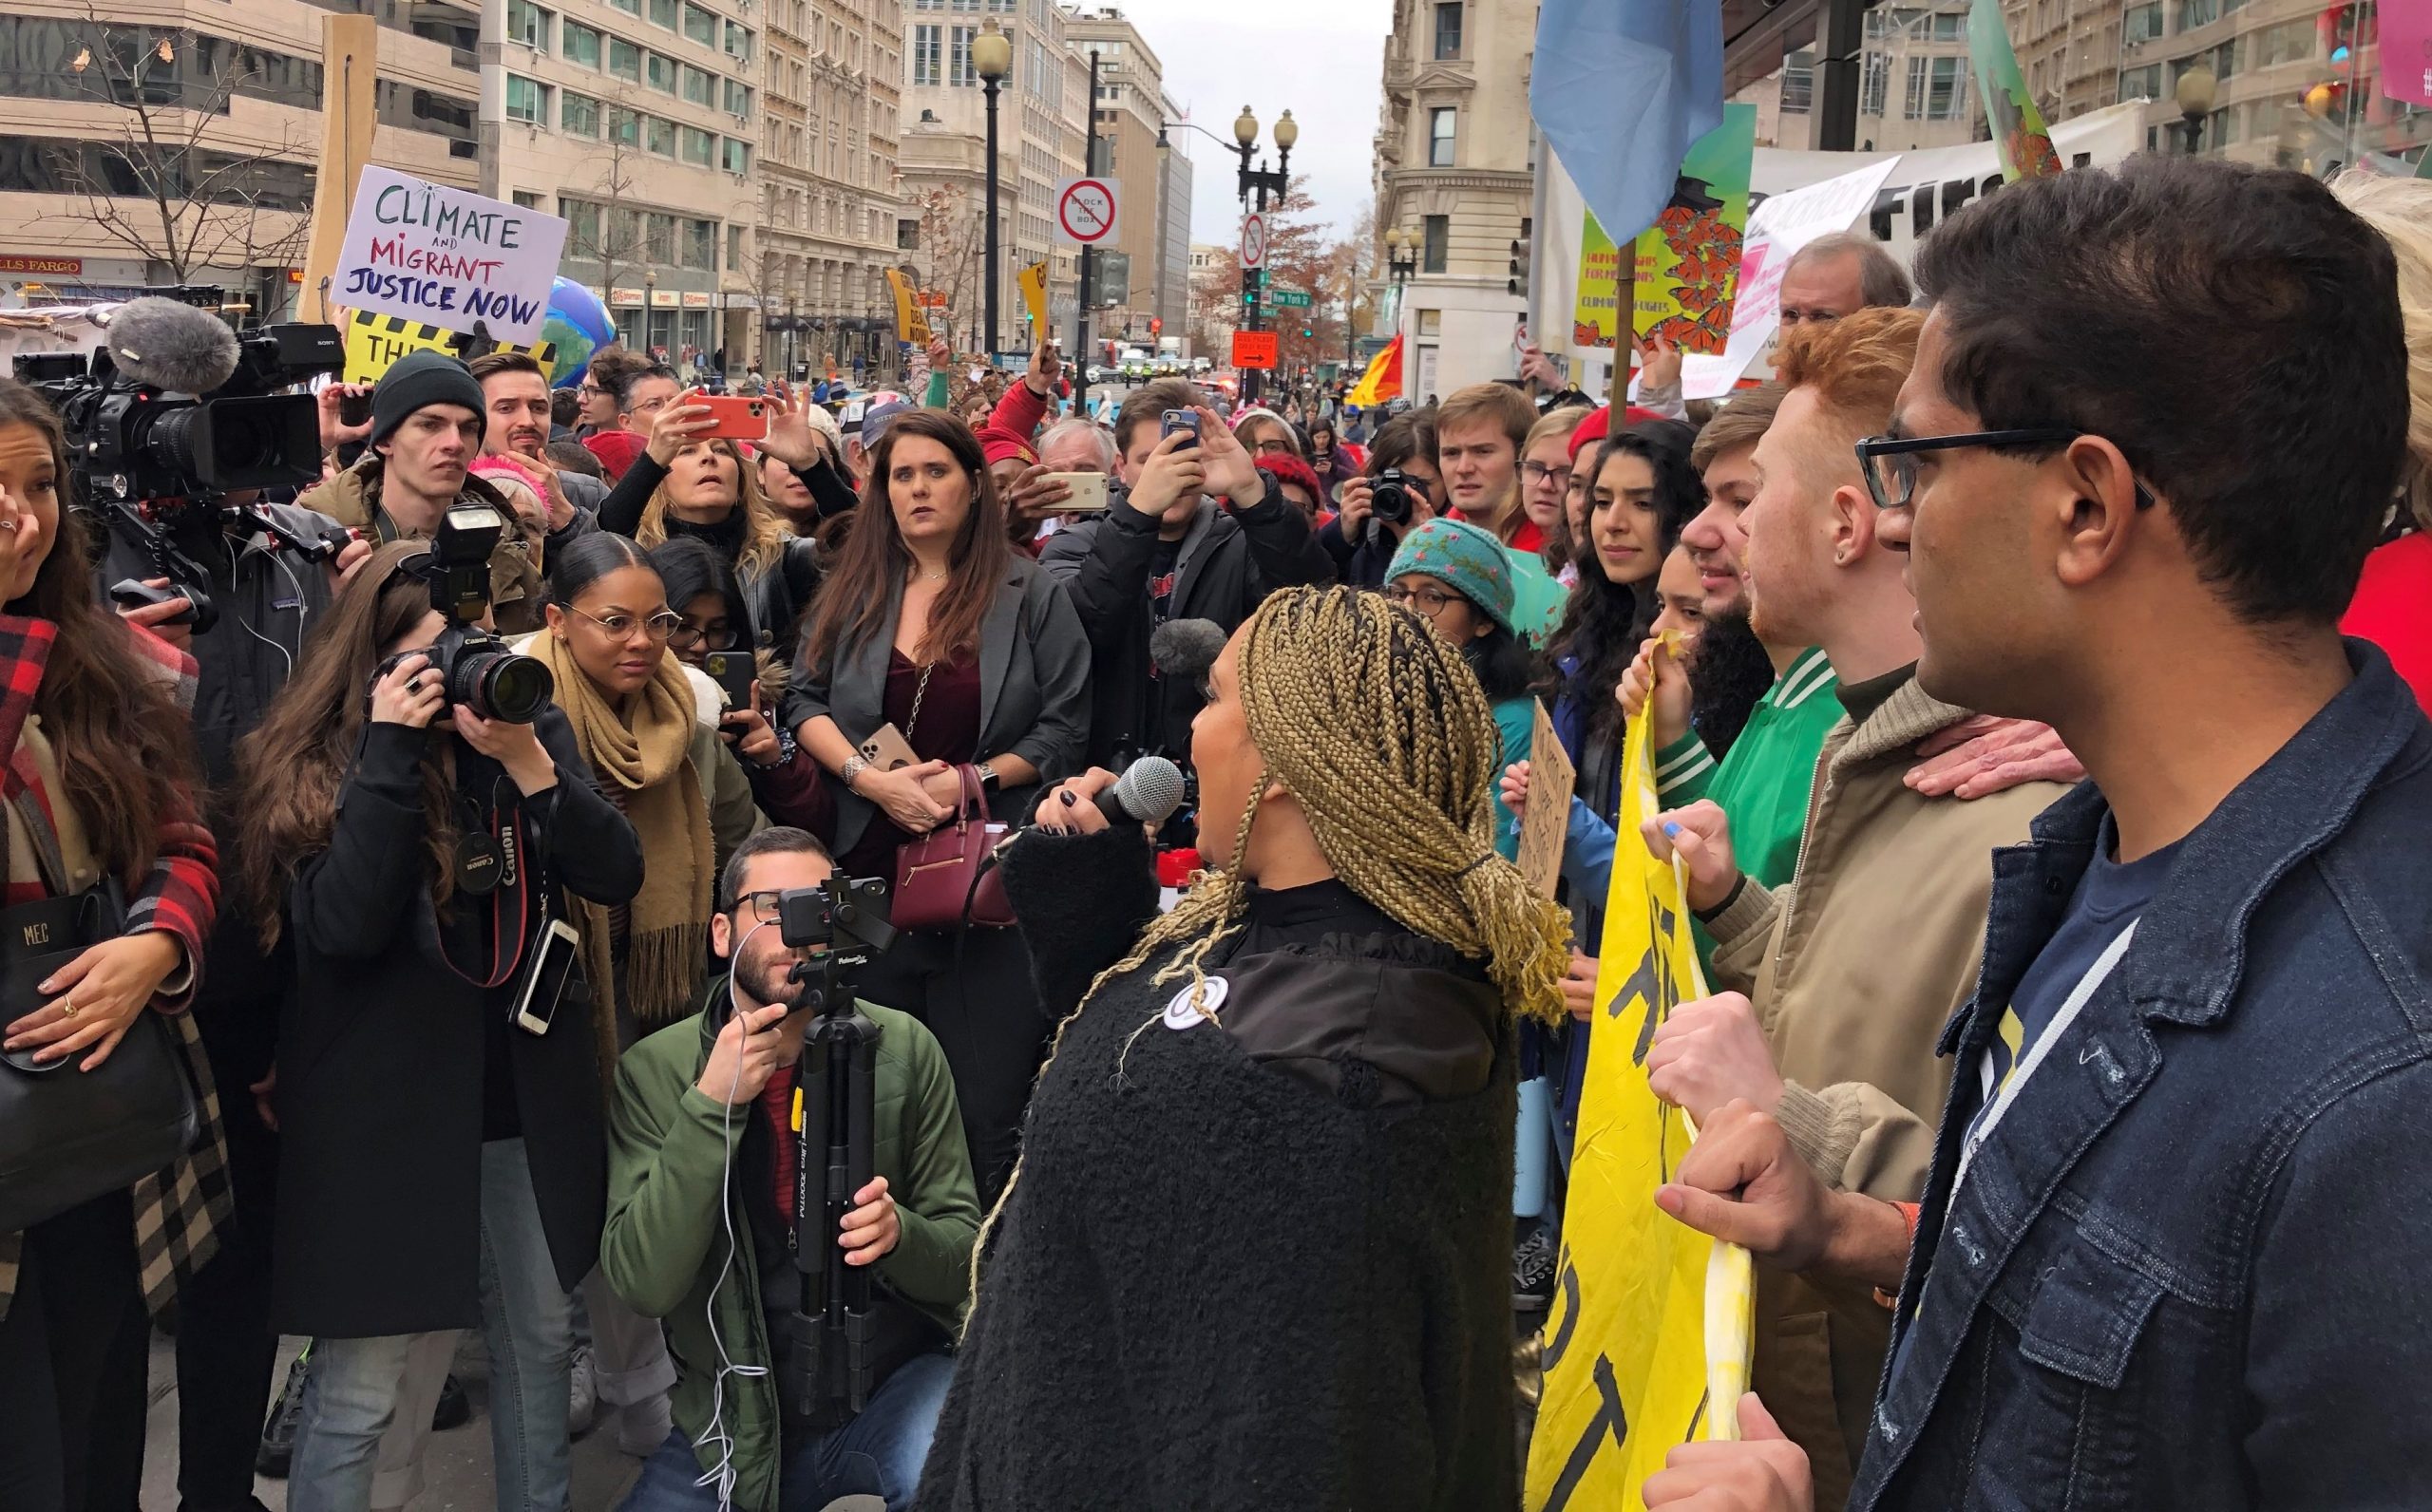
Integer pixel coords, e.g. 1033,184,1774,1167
1270,288,1312,309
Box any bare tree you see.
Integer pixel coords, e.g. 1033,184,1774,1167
39,9,314,284
566,99,653,312
911,186,986,351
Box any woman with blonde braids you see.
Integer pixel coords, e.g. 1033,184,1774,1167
911,585,1570,1512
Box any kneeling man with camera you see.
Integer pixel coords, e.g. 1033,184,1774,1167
602,827,980,1512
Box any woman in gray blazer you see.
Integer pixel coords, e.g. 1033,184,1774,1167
784,408,1091,1201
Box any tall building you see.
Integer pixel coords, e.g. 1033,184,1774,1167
1374,0,1534,396
1064,8,1190,353
0,0,479,316
897,0,1080,358
484,0,765,363
752,0,904,380
1738,2,1983,151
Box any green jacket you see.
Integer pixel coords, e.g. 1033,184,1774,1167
601,981,980,1512
1653,646,1842,891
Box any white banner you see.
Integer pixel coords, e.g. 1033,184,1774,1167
1679,158,1902,399
332,167,568,343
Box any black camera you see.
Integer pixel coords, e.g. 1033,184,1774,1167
375,504,554,724
1370,468,1417,527
776,877,896,1014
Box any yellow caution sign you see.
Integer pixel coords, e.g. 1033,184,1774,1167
1525,700,1756,1511
342,310,557,384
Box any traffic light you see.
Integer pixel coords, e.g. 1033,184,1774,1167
1509,217,1531,298
2322,2,2359,64
1302,327,1313,337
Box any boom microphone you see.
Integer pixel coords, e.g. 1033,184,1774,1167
104,297,242,395
1149,617,1226,690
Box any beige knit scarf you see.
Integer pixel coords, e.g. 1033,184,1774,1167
531,634,713,1076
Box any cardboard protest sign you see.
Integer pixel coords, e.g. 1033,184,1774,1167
1517,701,1577,902
332,168,569,344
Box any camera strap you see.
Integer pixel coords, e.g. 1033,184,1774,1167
438,780,537,991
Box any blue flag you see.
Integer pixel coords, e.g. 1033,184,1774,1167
1530,0,1724,245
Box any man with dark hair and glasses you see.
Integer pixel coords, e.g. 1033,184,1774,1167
1637,305,2074,1507
602,826,979,1512
1649,158,2431,1512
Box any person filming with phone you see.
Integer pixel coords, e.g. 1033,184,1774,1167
1039,380,1334,768
601,826,979,1512
233,533,643,1512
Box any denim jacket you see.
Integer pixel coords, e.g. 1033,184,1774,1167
1852,642,2432,1511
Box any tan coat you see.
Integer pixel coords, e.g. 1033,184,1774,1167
1702,671,2068,1509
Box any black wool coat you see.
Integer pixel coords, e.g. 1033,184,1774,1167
270,713,643,1338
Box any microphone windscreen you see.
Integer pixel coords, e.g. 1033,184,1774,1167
104,297,240,395
1104,756,1188,827
1149,617,1226,688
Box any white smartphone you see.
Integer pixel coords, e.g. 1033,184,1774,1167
514,918,583,1035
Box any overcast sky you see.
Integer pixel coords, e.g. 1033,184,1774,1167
1091,0,1395,248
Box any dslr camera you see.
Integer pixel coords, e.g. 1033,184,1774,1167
375,505,555,724
1359,468,1420,546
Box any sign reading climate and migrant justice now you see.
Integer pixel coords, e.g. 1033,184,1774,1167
332,168,568,345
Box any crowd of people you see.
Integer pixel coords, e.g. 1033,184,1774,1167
5,151,2432,1512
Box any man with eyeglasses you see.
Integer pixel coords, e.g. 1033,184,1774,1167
1647,159,2432,1512
603,825,979,1512
1635,307,2072,1510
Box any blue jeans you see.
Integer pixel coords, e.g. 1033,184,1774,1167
289,1139,578,1512
618,1351,955,1512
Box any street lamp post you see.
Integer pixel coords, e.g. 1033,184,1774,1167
1229,105,1295,405
975,18,1013,365
2176,65,2216,155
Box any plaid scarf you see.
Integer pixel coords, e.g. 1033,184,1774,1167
0,614,229,1325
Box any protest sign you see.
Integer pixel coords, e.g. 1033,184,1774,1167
1633,104,1758,358
1572,212,1624,352
1517,702,1577,902
332,168,567,344
341,311,556,386
1525,701,1755,1512
1017,260,1050,336
886,268,932,345
1968,0,2062,181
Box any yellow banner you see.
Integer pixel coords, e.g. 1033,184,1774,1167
1573,212,1623,352
1016,260,1049,338
1525,699,1755,1511
341,310,555,385
885,268,931,346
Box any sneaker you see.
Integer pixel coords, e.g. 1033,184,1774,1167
256,1347,313,1480
431,1373,472,1432
1511,1219,1557,1313
612,1393,674,1458
567,1343,598,1439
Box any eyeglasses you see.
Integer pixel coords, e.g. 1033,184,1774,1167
667,620,739,652
1381,583,1464,616
736,890,786,925
1522,461,1572,487
570,605,685,641
1854,429,2157,515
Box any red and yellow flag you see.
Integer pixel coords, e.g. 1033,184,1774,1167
1346,334,1402,407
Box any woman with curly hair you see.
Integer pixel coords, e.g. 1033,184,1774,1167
914,585,1570,1512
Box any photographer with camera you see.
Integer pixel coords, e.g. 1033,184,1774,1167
0,377,228,1512
299,351,552,634
1320,411,1442,588
602,826,978,1512
234,532,643,1512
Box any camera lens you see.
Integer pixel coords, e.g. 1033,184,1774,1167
1372,482,1412,525
452,647,554,724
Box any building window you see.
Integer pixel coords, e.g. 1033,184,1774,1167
724,78,750,117
949,25,976,85
1929,11,1962,40
1861,48,1889,115
727,223,744,270
608,0,638,13
504,74,549,124
724,21,750,63
681,65,713,104
2124,2,2164,42
2119,62,2161,98
912,25,940,85
507,0,550,49
647,51,675,92
647,212,676,261
683,217,715,267
2177,0,2216,27
1421,214,1448,274
648,0,677,27
1780,49,1814,113
1428,107,1455,166
2251,17,2312,66
609,37,641,80
1905,54,1966,119
1417,308,1441,335
1434,1,1461,59
561,21,601,66
561,89,600,136
681,124,717,165
512,190,543,209
560,198,600,249
680,2,713,44
2175,40,2235,85
722,137,750,172
606,104,640,143
646,114,676,155
898,217,920,250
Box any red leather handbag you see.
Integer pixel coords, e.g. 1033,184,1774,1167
889,764,1016,931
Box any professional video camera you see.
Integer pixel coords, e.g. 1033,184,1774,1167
770,874,898,1428
11,294,347,632
372,504,555,724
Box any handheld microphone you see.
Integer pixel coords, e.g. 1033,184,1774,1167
102,297,242,394
1094,755,1188,828
1149,617,1226,689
